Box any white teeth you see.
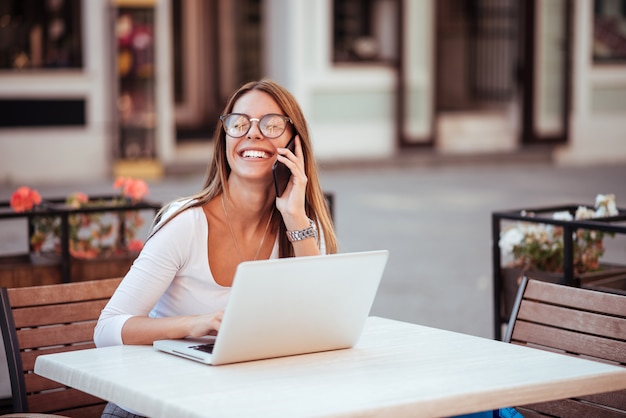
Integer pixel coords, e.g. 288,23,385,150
242,150,269,159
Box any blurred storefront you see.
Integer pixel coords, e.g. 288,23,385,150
0,0,625,184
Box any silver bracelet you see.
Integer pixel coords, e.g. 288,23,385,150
286,218,318,242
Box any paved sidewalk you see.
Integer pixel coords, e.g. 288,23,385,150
2,157,626,339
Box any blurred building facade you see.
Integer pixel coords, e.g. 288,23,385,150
0,0,625,184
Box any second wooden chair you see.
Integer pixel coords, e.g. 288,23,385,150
505,276,626,418
0,277,122,417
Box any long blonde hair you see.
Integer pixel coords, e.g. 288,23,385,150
150,79,338,256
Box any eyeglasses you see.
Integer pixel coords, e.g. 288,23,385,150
220,113,292,139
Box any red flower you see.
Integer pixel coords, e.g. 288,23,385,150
127,239,144,252
114,177,150,202
10,186,42,212
125,178,149,201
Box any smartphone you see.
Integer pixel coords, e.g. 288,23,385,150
272,136,296,197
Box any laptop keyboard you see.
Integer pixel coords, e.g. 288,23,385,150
190,343,215,354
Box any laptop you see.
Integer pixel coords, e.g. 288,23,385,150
153,249,389,365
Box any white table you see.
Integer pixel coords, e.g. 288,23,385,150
35,317,626,418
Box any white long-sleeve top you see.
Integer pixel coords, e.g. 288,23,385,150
94,201,279,347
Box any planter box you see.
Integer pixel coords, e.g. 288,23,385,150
582,273,626,296
492,204,626,340
0,253,137,288
0,194,160,284
72,254,137,282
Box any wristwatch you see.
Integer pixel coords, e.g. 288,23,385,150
286,218,318,242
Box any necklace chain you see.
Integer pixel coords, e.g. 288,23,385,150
221,194,274,262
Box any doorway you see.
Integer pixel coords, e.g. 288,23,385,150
435,0,520,152
433,0,570,153
171,0,262,144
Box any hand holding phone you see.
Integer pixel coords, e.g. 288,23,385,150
272,136,296,197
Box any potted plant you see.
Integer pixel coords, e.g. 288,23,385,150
498,194,621,317
9,177,153,266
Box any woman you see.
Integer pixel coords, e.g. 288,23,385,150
96,79,337,417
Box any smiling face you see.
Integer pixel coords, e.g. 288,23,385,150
225,90,293,186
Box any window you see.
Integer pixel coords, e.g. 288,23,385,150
115,6,156,158
0,0,82,70
593,0,626,62
0,98,85,127
333,0,399,64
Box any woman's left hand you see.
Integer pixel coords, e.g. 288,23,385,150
275,135,309,229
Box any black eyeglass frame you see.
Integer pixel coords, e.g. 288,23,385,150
219,113,293,139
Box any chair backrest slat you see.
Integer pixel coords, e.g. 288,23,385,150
12,299,109,328
511,321,625,364
19,342,97,372
7,278,122,307
582,389,626,412
0,277,122,416
17,320,99,349
516,396,626,418
523,279,626,317
25,372,65,393
506,276,626,417
517,299,626,340
28,387,106,415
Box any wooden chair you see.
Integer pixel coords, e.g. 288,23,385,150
505,276,626,418
0,277,122,417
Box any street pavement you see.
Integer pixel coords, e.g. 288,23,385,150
2,154,626,340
